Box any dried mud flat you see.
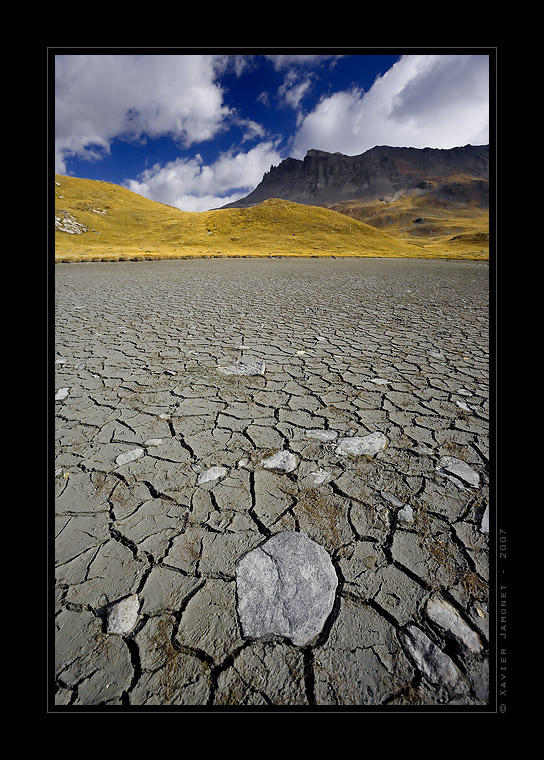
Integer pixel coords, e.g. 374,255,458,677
53,257,490,709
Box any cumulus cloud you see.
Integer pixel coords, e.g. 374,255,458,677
125,141,283,211
291,54,490,157
55,54,231,174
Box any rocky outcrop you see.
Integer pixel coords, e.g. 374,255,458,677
221,144,489,209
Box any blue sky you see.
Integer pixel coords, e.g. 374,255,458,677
54,50,491,211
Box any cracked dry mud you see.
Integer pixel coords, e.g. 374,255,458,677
54,257,490,708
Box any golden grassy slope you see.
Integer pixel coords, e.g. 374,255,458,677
327,177,489,258
54,174,488,262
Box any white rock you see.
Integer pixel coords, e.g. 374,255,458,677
312,468,332,486
456,401,472,412
236,532,338,647
398,624,467,696
335,432,388,457
480,504,489,534
261,450,298,472
398,504,414,523
55,387,70,401
115,448,144,466
217,359,265,376
305,429,338,441
425,598,482,653
143,439,162,447
437,457,479,488
106,594,140,635
197,466,228,485
370,377,389,385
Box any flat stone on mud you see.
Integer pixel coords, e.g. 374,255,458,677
261,450,298,472
306,429,338,441
335,432,388,457
106,594,140,635
236,532,338,646
115,448,144,466
425,597,483,653
197,466,228,485
398,624,467,696
437,456,479,488
217,359,265,376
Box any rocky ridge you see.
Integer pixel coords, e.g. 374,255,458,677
221,144,489,209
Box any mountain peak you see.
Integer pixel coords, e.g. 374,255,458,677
221,144,489,210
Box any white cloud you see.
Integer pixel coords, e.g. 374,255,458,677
125,141,283,211
54,54,231,173
291,54,490,157
266,54,341,70
278,69,314,109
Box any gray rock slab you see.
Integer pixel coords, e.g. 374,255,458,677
197,465,228,485
217,359,265,376
437,456,480,488
425,597,483,653
260,450,298,472
398,624,468,698
335,432,388,457
115,447,144,467
305,429,338,441
236,531,338,646
106,594,140,634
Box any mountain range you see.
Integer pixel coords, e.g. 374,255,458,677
222,144,489,209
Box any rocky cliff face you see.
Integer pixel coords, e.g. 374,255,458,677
222,144,490,209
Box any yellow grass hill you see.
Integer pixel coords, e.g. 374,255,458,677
54,174,487,263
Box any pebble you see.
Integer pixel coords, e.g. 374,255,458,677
456,401,472,412
397,504,414,523
425,597,482,653
437,456,479,488
106,594,140,635
217,359,266,376
398,624,466,696
115,448,144,466
305,429,338,441
55,387,70,401
312,468,332,485
261,450,298,472
197,466,228,485
335,431,388,457
480,504,489,534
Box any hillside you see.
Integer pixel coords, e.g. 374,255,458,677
54,174,443,262
221,145,490,258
